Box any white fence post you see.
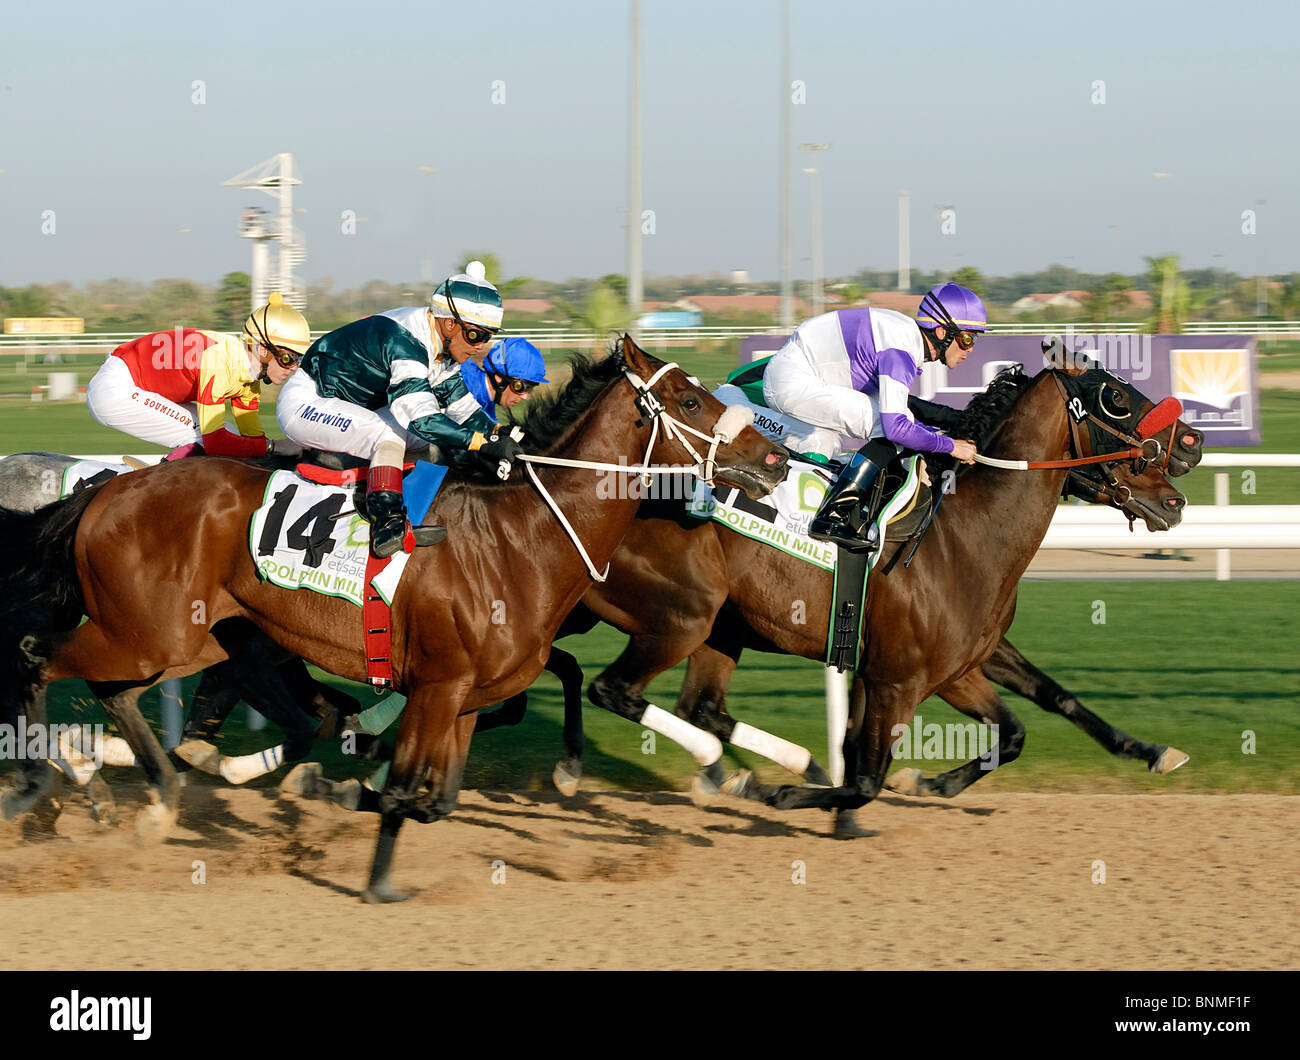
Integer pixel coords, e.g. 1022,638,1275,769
1215,472,1231,582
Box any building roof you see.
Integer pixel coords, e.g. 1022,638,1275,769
864,292,924,315
503,299,555,315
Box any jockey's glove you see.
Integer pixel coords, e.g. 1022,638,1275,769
478,436,524,479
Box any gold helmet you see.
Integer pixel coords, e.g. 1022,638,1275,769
243,293,311,366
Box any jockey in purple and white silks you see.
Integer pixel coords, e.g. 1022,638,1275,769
761,283,988,551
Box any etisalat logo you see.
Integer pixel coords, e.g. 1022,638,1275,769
0,719,105,771
49,992,151,1040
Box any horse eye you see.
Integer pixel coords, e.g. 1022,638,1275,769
682,397,702,413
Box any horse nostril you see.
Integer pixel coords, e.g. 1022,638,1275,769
765,450,784,466
1166,495,1186,509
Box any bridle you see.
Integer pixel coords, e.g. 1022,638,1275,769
509,360,756,582
973,369,1182,476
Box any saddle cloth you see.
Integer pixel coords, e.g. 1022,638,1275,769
249,471,410,607
685,454,930,572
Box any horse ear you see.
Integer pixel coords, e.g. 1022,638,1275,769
621,332,651,376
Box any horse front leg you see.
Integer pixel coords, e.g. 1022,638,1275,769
984,638,1187,774
587,633,725,799
547,647,586,797
362,681,467,905
758,673,882,819
885,668,1025,798
677,640,832,804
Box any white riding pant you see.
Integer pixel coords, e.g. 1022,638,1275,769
85,355,201,448
761,338,884,457
714,381,865,461
276,370,425,461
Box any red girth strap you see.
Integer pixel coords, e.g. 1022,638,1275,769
362,550,395,689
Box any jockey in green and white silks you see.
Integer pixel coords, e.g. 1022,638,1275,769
715,283,986,551
276,261,523,557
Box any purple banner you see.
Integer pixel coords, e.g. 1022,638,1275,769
740,329,1261,446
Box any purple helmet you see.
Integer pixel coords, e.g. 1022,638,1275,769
916,283,988,333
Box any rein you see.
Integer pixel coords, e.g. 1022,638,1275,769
515,361,754,582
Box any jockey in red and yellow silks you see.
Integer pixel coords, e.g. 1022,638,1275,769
86,294,312,459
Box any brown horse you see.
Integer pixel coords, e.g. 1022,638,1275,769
0,338,788,901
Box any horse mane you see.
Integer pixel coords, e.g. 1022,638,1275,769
921,364,1036,480
949,364,1035,448
453,340,629,485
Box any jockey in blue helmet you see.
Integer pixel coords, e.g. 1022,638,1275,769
758,282,988,550
461,336,550,412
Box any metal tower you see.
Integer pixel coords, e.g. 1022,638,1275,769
224,153,306,311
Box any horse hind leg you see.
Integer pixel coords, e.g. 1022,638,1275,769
1,639,57,821
983,638,1186,774
87,681,180,842
885,671,1025,799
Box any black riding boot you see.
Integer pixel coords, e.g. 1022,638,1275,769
808,451,885,551
366,490,407,559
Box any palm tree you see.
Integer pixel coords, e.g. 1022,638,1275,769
1144,256,1190,334
552,284,634,351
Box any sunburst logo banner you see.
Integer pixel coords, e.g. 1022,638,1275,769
1170,348,1253,431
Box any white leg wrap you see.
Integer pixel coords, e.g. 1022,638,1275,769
730,722,813,776
640,704,723,766
100,735,138,768
219,744,284,785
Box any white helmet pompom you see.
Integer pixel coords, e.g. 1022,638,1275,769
465,260,487,281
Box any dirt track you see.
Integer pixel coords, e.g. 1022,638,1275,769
0,781,1295,970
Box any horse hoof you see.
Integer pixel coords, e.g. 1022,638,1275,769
803,759,833,787
1151,747,1189,775
720,769,759,801
134,799,177,843
884,768,926,796
689,768,722,807
552,762,580,798
361,883,410,904
833,809,876,839
174,740,222,776
281,762,325,798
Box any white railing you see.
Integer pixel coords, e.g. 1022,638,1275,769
3,320,1300,355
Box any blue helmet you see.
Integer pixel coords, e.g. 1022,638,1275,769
484,337,549,385
916,283,988,333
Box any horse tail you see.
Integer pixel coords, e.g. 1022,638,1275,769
0,485,100,695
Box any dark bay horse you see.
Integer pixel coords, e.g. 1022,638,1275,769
475,384,1199,806
0,338,788,901
476,363,1194,829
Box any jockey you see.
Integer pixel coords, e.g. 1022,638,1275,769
85,293,311,458
461,336,550,412
276,261,522,557
757,283,986,550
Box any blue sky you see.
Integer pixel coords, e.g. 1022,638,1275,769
1,0,1294,287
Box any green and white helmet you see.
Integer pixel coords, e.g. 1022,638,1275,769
430,261,504,331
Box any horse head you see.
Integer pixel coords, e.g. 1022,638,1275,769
619,334,788,499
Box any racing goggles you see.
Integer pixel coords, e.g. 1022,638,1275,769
445,287,498,347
